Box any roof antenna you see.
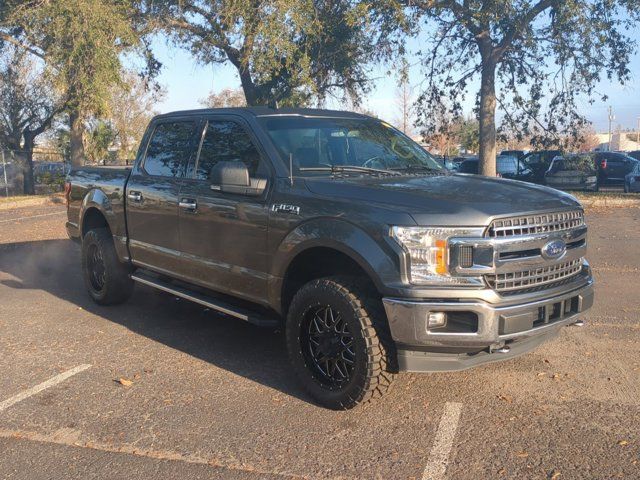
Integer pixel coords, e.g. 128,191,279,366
289,152,294,187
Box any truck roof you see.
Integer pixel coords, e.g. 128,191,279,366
154,107,371,120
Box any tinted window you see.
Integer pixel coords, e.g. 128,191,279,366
497,156,518,174
459,160,478,174
143,121,196,177
196,121,263,180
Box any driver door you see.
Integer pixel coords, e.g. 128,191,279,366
177,116,272,304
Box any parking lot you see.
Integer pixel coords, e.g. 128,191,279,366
0,202,639,479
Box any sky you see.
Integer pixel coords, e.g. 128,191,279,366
148,31,640,134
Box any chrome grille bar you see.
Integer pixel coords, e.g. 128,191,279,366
485,259,583,293
488,210,584,238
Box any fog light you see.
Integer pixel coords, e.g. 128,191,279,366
427,312,447,329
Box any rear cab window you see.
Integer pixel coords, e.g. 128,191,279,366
143,121,198,177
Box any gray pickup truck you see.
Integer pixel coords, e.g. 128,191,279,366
66,108,594,409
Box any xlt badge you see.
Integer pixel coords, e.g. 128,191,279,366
271,204,300,215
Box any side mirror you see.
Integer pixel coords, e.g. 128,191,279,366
210,160,266,196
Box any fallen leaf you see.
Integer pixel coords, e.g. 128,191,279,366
497,468,506,475
497,394,513,403
617,440,628,446
537,372,546,377
550,470,561,479
516,451,529,458
115,378,133,387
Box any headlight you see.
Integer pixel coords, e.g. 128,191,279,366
391,226,482,285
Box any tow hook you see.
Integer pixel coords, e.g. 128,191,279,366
490,343,511,354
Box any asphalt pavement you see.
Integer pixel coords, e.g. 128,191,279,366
0,203,638,479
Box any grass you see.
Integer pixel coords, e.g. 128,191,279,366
0,192,64,207
573,191,640,209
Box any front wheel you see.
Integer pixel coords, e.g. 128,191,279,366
286,277,395,409
82,228,133,305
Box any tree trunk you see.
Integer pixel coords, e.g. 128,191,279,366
478,59,497,177
69,109,85,167
21,134,36,195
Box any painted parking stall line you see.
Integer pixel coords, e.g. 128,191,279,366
0,210,65,224
0,364,92,412
422,402,463,480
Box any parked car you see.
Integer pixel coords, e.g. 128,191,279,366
520,150,563,184
65,107,593,409
545,154,598,192
593,152,638,186
624,160,640,192
624,150,640,162
457,154,532,180
500,149,527,161
34,162,69,183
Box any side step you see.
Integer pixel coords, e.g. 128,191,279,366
131,271,279,328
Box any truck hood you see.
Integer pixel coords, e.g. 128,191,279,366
303,173,582,226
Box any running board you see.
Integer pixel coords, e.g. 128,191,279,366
130,271,279,328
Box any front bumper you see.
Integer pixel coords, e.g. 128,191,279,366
383,278,594,372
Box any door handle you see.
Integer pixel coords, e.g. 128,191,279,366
128,191,142,202
179,199,197,211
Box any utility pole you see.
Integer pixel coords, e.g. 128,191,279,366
1,150,8,198
637,116,639,145
608,106,614,151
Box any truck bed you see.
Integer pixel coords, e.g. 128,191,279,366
66,165,131,241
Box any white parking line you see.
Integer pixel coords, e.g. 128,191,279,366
0,364,92,412
422,402,463,480
0,210,65,224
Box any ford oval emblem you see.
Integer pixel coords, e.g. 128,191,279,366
541,239,566,260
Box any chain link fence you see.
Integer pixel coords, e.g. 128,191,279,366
1,148,68,197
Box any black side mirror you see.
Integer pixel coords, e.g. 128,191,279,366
210,160,267,196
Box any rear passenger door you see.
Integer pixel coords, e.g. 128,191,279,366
177,116,272,304
126,117,201,275
604,153,630,182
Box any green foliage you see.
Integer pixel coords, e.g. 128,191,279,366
85,120,117,163
457,118,479,153
1,0,158,121
562,153,597,173
149,0,377,105
402,0,640,149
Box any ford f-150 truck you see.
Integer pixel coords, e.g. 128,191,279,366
66,108,594,409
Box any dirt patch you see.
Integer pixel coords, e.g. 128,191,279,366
573,192,640,210
0,193,64,211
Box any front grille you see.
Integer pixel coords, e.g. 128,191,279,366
485,259,583,294
488,210,584,238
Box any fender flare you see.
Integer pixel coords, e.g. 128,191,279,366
268,218,402,312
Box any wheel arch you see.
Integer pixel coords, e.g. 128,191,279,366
270,218,401,315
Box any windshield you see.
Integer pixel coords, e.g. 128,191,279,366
260,117,442,174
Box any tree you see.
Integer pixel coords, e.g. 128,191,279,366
0,46,62,194
457,117,479,154
1,0,156,167
85,120,118,164
150,0,376,106
200,88,247,108
404,1,640,176
394,59,414,135
108,70,164,161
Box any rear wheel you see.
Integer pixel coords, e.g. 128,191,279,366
286,276,395,409
82,228,133,305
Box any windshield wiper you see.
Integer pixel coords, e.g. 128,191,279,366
299,165,402,176
391,165,441,173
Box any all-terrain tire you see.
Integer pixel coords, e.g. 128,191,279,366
286,276,396,409
82,228,133,305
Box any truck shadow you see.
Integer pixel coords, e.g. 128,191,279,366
0,239,311,404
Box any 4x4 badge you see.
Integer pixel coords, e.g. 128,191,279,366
271,204,300,215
